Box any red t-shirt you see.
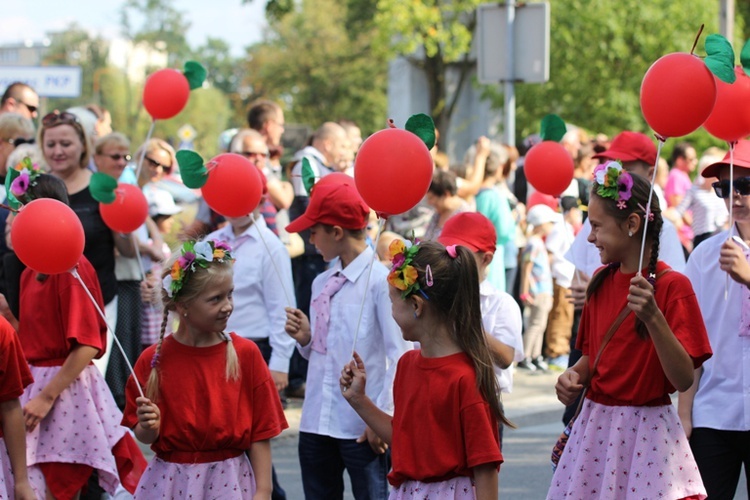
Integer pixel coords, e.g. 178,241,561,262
0,317,33,438
388,350,503,487
122,333,288,463
18,257,106,364
578,262,712,406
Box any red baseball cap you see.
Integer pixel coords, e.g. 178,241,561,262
592,131,657,165
437,212,497,254
702,139,750,178
286,182,370,233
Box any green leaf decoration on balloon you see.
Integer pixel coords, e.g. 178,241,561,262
540,114,567,142
176,150,208,188
89,172,118,204
302,157,316,194
4,168,20,210
741,39,750,77
705,34,736,84
183,61,207,90
405,113,436,150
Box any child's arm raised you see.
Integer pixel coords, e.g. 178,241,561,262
0,399,35,500
473,462,499,500
249,439,272,500
23,344,98,432
134,396,161,444
339,352,393,445
628,275,694,391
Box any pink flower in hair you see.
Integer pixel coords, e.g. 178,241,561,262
10,170,30,197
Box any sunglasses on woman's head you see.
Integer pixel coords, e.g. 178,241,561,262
712,176,750,198
41,110,80,128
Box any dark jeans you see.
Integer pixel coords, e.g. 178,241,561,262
690,427,750,499
298,431,390,500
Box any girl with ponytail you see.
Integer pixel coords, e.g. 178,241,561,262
122,239,287,498
549,164,712,499
339,240,507,499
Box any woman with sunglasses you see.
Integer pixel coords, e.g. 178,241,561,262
680,140,750,500
38,110,136,375
0,113,35,184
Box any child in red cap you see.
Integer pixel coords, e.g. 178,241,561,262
284,180,411,499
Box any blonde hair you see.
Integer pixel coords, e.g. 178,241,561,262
146,250,240,402
134,138,177,187
0,112,34,140
94,132,130,155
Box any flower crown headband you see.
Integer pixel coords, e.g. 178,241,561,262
162,239,234,299
5,157,42,209
386,239,430,299
594,161,633,210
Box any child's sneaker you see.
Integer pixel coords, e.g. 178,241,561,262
517,358,537,371
532,356,549,372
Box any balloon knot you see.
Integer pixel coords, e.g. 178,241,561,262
387,119,396,129
654,133,667,143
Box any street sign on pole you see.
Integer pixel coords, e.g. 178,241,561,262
477,3,550,84
0,66,82,98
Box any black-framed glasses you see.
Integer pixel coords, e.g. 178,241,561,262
102,153,132,162
712,176,750,198
6,137,35,147
42,110,79,128
145,156,171,171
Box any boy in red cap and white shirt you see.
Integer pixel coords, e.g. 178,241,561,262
438,212,524,445
284,180,410,499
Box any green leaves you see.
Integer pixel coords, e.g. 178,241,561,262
4,168,20,211
540,114,566,142
89,172,119,204
301,157,316,194
183,61,207,90
176,150,208,188
405,113,436,149
741,39,750,77
705,34,736,84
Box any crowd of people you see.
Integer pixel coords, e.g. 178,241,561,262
0,79,747,499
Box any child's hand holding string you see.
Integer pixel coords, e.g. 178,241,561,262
627,275,661,323
340,351,367,405
136,396,161,438
719,238,750,287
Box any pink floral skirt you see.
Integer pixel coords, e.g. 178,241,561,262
547,400,706,499
0,437,45,498
21,364,132,495
134,454,255,499
390,476,475,499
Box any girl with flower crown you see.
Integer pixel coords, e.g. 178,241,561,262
339,240,509,499
548,165,712,499
122,239,288,498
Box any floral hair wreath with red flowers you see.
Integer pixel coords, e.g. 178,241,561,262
386,238,432,299
593,160,633,210
162,239,234,299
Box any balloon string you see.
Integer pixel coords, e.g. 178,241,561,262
253,214,294,307
0,204,19,213
637,137,665,276
725,142,735,300
134,120,156,183
132,233,147,282
70,268,144,398
351,217,386,359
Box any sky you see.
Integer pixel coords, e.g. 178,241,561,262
0,0,267,57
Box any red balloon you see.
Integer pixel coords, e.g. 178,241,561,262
703,66,750,142
527,190,559,211
142,69,190,120
640,52,717,138
202,153,263,217
100,184,149,233
11,198,85,274
354,128,433,216
523,141,575,197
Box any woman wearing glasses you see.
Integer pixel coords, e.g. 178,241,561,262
37,110,136,374
680,140,750,500
0,113,35,183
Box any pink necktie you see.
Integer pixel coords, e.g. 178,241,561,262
310,272,347,354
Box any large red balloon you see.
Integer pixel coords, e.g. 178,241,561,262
354,128,433,216
11,198,85,274
142,69,190,120
640,52,717,138
527,190,559,211
202,153,263,217
100,184,149,233
703,66,750,143
524,141,575,197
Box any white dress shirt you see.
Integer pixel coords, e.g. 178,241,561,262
298,246,410,439
686,228,750,430
480,280,524,393
290,146,333,196
546,220,576,288
206,216,297,373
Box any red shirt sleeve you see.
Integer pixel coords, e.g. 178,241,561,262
0,318,32,402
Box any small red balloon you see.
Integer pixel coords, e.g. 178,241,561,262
100,184,149,234
202,153,263,217
11,198,85,274
703,66,750,143
527,190,559,211
142,69,190,120
524,141,575,197
354,128,433,216
640,52,717,138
